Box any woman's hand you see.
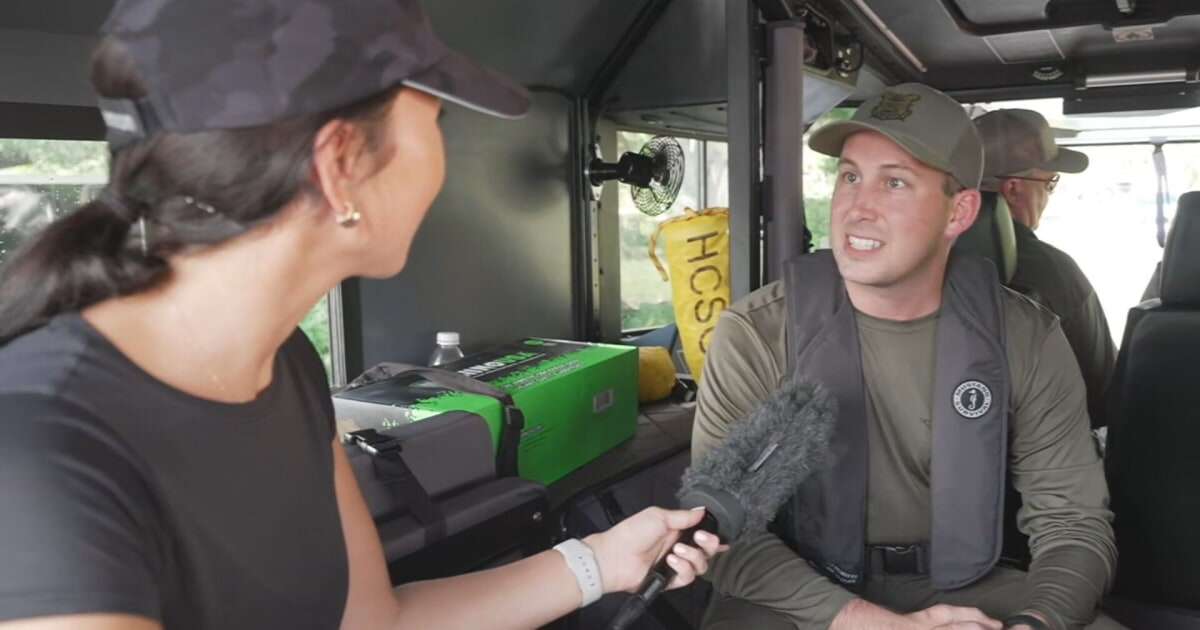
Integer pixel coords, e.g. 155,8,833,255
583,507,727,594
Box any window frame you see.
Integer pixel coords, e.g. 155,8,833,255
0,135,111,265
609,127,730,335
0,103,105,142
0,103,348,380
327,284,350,386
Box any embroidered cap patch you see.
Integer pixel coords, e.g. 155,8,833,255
953,380,992,419
870,92,921,121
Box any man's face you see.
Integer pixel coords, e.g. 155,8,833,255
1006,168,1056,230
830,131,969,295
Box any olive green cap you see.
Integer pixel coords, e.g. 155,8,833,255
808,82,984,190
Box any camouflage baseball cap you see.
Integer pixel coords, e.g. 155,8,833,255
808,83,983,190
974,109,1088,192
97,0,530,145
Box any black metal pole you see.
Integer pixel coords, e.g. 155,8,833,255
726,0,765,299
567,96,600,341
763,20,807,284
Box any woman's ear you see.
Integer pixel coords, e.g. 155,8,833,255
310,118,369,216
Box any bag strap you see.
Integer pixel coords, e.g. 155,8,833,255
342,363,524,478
344,429,447,543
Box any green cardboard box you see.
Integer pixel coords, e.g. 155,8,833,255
333,338,637,485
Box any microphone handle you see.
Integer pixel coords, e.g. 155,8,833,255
608,511,721,630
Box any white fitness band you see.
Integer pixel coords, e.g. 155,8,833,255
553,538,604,607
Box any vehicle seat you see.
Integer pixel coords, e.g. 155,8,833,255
1106,190,1200,609
953,191,1017,284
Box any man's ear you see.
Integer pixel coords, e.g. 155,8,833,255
999,178,1021,209
946,188,981,239
1000,178,1037,227
310,118,369,216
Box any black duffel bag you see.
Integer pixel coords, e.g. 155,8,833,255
334,363,548,581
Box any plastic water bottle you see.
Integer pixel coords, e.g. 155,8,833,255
429,331,465,367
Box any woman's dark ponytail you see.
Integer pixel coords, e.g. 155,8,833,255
0,37,398,344
0,198,169,341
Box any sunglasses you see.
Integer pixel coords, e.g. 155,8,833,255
1006,173,1061,193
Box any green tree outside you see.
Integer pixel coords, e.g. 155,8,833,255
299,294,333,381
803,108,854,250
0,140,109,265
0,138,337,381
0,139,108,175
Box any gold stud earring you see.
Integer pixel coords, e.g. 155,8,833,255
337,202,361,228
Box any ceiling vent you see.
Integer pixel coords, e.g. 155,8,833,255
983,30,1066,64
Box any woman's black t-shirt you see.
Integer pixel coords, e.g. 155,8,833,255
0,313,349,629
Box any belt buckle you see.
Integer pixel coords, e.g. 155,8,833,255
880,544,922,574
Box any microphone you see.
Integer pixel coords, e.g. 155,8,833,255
608,378,836,630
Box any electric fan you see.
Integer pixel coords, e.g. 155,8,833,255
586,136,685,216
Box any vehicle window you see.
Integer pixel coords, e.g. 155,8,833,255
1037,143,1172,343
617,109,852,331
803,108,854,251
969,98,1200,342
299,294,333,379
0,139,108,262
705,140,730,208
0,138,337,375
618,131,724,331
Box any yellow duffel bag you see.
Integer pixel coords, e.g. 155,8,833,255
648,208,730,380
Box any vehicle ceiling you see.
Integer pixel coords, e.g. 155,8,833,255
0,0,112,35
0,0,650,97
5,0,1198,131
817,0,1200,105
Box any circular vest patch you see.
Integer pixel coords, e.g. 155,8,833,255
953,380,992,419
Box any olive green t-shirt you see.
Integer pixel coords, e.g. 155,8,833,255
694,281,1116,630
858,310,938,545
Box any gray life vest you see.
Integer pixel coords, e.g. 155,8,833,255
771,250,1010,590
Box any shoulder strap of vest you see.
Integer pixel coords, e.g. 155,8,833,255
928,253,1011,589
783,251,846,358
780,251,871,585
944,254,1009,350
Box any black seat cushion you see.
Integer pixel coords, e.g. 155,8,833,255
954,191,1017,283
1161,191,1200,308
1106,192,1200,608
1107,309,1200,607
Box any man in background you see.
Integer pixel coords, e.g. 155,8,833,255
976,109,1116,425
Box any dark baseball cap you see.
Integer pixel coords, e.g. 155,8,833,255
97,0,530,145
808,83,984,190
974,109,1088,192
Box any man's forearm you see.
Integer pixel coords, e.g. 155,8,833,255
706,533,857,626
1021,546,1111,630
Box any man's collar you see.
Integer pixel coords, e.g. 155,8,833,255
1012,220,1039,242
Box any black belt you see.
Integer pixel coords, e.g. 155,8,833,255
867,543,930,576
